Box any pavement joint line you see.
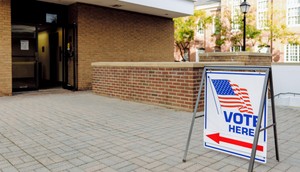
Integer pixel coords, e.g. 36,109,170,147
0,132,51,171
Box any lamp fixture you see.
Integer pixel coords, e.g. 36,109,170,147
240,1,250,14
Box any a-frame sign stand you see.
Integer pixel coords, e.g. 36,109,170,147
182,66,279,172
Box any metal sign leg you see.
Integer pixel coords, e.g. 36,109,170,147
183,68,206,162
248,69,269,172
269,69,280,162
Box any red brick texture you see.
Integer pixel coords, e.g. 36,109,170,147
92,66,204,112
0,0,12,96
72,3,174,90
91,58,270,112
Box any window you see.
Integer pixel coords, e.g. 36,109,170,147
257,0,268,29
46,13,57,23
212,16,216,34
197,22,204,35
285,44,300,62
231,0,241,31
287,0,300,26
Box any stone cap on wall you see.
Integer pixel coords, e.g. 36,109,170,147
91,62,245,68
197,52,272,66
272,62,300,66
198,52,272,57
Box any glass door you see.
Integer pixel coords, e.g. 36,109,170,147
63,23,77,90
12,24,39,91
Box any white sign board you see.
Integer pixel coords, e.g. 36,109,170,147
20,40,29,50
204,71,268,163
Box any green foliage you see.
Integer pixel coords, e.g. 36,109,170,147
173,13,196,60
213,16,222,35
264,23,300,45
174,17,195,45
215,38,225,47
234,11,261,47
242,22,262,47
210,8,262,49
211,16,228,47
174,10,212,59
261,2,300,46
196,10,213,30
246,25,261,41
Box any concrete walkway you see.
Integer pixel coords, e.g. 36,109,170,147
0,89,299,172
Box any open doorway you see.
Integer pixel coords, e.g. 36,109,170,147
12,24,64,91
37,25,63,89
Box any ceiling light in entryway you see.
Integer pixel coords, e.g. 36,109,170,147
111,4,122,8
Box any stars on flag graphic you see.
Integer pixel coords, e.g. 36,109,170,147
211,79,253,114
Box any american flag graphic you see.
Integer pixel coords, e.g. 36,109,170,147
211,79,253,114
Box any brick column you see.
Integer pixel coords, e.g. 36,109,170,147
0,0,12,96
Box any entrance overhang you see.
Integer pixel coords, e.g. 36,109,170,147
38,0,195,18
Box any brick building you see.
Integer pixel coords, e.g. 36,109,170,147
187,0,300,63
0,0,195,96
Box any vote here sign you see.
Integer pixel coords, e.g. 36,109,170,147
204,71,268,163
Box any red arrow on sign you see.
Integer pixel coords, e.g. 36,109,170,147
207,133,264,152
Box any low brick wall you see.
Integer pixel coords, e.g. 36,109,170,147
199,52,272,66
92,62,244,112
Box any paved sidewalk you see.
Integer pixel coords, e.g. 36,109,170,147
0,90,299,172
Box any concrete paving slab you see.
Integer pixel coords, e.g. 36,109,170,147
0,89,299,172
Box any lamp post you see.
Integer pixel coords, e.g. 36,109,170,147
240,1,250,51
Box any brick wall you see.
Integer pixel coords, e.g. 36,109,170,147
92,62,244,112
75,3,174,90
0,0,12,96
92,65,204,112
199,52,272,66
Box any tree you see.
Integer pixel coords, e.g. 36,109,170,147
265,19,300,46
173,10,209,61
211,8,247,51
261,1,300,52
174,13,197,61
219,7,261,51
212,15,228,50
235,10,262,50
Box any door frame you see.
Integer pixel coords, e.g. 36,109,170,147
62,23,78,91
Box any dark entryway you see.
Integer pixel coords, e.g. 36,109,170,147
11,0,77,91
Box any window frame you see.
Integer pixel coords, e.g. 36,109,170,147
257,0,269,29
286,0,300,26
284,44,300,62
231,0,241,32
197,21,204,35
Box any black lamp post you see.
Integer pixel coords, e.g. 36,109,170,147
240,1,250,51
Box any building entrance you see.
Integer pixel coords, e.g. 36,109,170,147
11,0,77,92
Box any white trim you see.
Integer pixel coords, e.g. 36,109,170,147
212,16,216,34
195,3,221,11
195,49,199,62
39,0,195,18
